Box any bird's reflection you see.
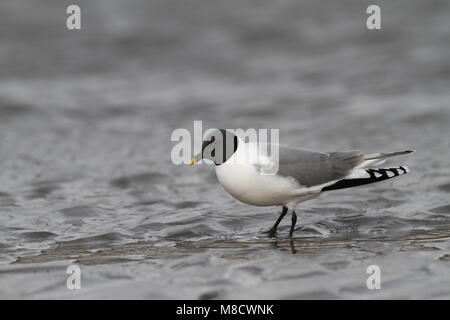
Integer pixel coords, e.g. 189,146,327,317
270,238,298,254
290,239,297,254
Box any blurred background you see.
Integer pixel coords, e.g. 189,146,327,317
0,0,449,299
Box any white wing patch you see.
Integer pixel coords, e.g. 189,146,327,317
374,171,383,178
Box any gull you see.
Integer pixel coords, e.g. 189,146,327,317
189,129,413,238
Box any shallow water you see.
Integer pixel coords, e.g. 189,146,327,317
0,0,450,299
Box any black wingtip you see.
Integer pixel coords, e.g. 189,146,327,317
322,166,410,192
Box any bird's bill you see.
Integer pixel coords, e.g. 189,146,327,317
188,154,202,166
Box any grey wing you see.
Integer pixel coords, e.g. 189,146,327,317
275,145,364,187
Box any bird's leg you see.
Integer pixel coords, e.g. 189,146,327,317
268,206,288,238
289,211,297,238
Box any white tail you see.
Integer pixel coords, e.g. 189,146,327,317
357,150,414,169
363,150,414,161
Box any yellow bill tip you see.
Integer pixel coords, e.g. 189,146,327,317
188,158,196,166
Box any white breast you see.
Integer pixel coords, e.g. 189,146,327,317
215,142,306,207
